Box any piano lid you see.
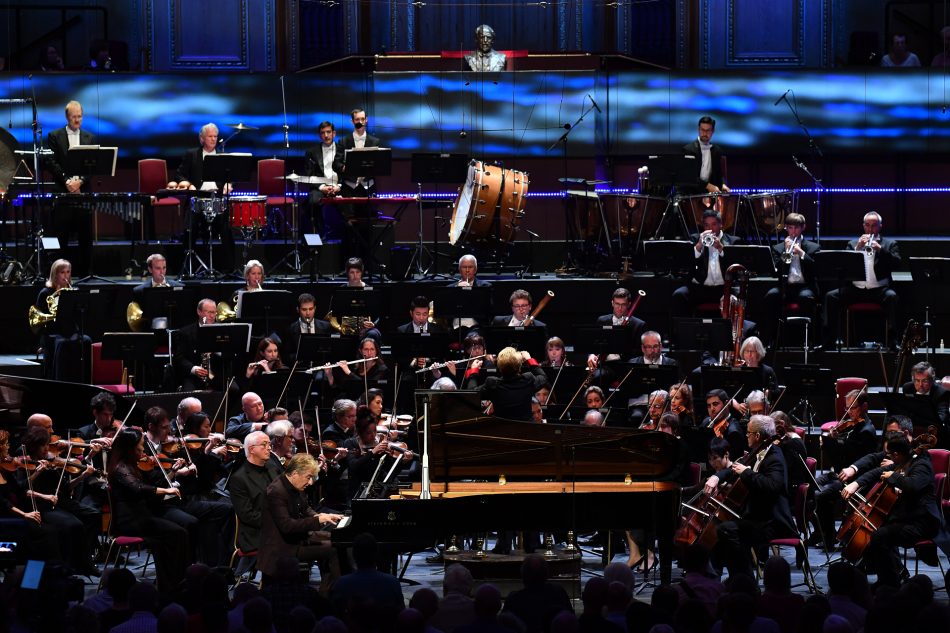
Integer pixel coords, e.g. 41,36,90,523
416,390,679,481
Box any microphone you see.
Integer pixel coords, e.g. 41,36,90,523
588,94,602,113
773,89,791,106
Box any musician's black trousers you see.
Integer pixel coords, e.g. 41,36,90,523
822,285,898,347
864,515,938,587
812,472,845,547
713,519,777,578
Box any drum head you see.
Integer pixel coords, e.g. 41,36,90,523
0,128,19,193
449,163,477,245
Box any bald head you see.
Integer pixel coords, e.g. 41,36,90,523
27,413,53,431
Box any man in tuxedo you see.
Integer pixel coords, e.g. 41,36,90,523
682,115,730,195
172,298,217,390
172,122,236,272
626,331,679,427
671,210,742,318
131,253,183,299
395,296,449,389
284,292,331,367
491,289,547,332
900,361,950,441
448,254,491,288
332,109,382,271
823,211,901,348
303,120,341,237
46,100,95,275
762,213,819,347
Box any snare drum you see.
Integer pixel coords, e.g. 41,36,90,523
683,193,738,232
449,160,529,246
191,197,225,221
230,196,267,228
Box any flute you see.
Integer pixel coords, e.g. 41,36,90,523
304,356,379,374
416,354,486,374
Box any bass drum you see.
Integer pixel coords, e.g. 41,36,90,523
449,160,529,246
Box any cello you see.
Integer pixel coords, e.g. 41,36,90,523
835,431,936,563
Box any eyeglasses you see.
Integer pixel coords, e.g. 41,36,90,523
512,303,530,309
254,441,271,448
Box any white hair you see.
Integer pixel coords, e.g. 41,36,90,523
244,431,267,458
431,377,457,391
266,419,293,439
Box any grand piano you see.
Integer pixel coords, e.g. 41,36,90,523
332,390,682,583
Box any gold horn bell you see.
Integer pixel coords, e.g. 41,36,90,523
216,301,236,322
28,305,56,335
126,301,145,332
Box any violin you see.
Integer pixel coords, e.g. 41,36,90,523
136,454,178,472
0,456,85,473
830,416,865,436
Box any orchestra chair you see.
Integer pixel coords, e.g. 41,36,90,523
820,377,868,433
97,489,153,591
845,302,887,348
764,482,820,593
138,159,181,240
257,159,294,238
694,302,720,318
91,342,135,395
903,471,947,595
229,516,259,586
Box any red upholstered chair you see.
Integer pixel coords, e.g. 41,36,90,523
695,302,721,317
820,377,868,433
257,159,294,237
91,342,134,395
138,158,181,239
929,449,950,481
845,302,887,347
767,482,820,593
97,489,152,591
904,471,947,594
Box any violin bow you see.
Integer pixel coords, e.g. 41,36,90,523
274,360,299,410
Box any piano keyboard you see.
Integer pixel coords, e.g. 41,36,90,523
55,193,151,223
331,515,351,530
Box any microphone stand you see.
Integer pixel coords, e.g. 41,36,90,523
776,91,825,247
549,99,598,274
273,75,306,276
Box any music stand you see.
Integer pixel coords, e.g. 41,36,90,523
203,153,254,277
723,245,777,277
432,286,492,323
140,287,196,330
252,369,311,410
101,332,154,392
65,146,119,283
197,322,252,387
330,288,382,319
573,325,636,360
610,362,680,402
296,334,345,367
700,366,759,403
643,240,695,278
908,257,950,356
236,289,296,336
880,392,942,430
671,318,733,353
647,154,698,238
55,288,105,339
409,153,469,279
389,332,452,364
813,250,866,351
343,147,392,178
542,366,590,405
484,326,548,360
782,364,833,431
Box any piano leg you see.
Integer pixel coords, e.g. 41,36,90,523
658,530,673,585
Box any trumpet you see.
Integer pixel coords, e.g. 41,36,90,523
863,233,879,255
304,356,379,374
781,236,800,265
416,354,486,374
701,233,717,248
522,290,554,327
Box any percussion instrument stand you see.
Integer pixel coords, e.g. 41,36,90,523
406,183,433,278
179,205,211,279
272,179,305,276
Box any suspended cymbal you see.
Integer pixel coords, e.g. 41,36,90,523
228,122,259,131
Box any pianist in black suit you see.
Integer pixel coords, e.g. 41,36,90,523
171,123,236,272
131,253,183,299
46,100,95,275
481,347,548,422
901,361,950,442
